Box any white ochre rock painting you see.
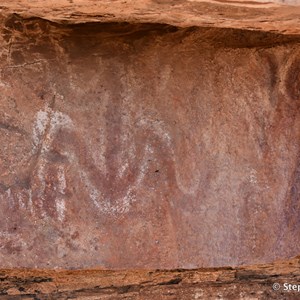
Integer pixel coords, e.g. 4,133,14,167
0,100,199,223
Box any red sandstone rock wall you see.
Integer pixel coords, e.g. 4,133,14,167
0,0,300,34
0,15,299,269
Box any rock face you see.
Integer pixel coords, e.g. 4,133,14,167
1,256,300,299
0,14,300,269
1,0,300,34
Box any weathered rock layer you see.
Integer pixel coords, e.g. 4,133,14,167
1,0,300,34
1,256,300,299
0,15,300,269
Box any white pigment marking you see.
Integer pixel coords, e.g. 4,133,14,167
17,193,25,209
31,107,75,220
32,109,49,150
56,166,67,222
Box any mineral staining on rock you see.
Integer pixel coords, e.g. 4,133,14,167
0,16,300,269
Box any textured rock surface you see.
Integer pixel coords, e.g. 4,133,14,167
1,256,300,299
0,0,300,34
0,15,300,269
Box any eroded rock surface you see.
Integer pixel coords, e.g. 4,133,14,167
0,15,300,269
1,256,300,299
0,0,300,34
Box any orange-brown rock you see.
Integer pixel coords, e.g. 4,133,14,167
0,14,300,269
1,0,300,34
1,256,300,299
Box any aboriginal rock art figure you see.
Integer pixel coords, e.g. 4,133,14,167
1,95,190,224
0,92,183,266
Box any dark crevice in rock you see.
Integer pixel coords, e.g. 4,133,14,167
3,13,300,49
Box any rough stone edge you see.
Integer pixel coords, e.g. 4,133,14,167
0,256,299,298
0,1,300,34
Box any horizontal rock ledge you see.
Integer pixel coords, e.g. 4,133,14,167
0,0,300,34
1,256,300,299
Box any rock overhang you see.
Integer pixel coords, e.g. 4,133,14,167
0,0,300,34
